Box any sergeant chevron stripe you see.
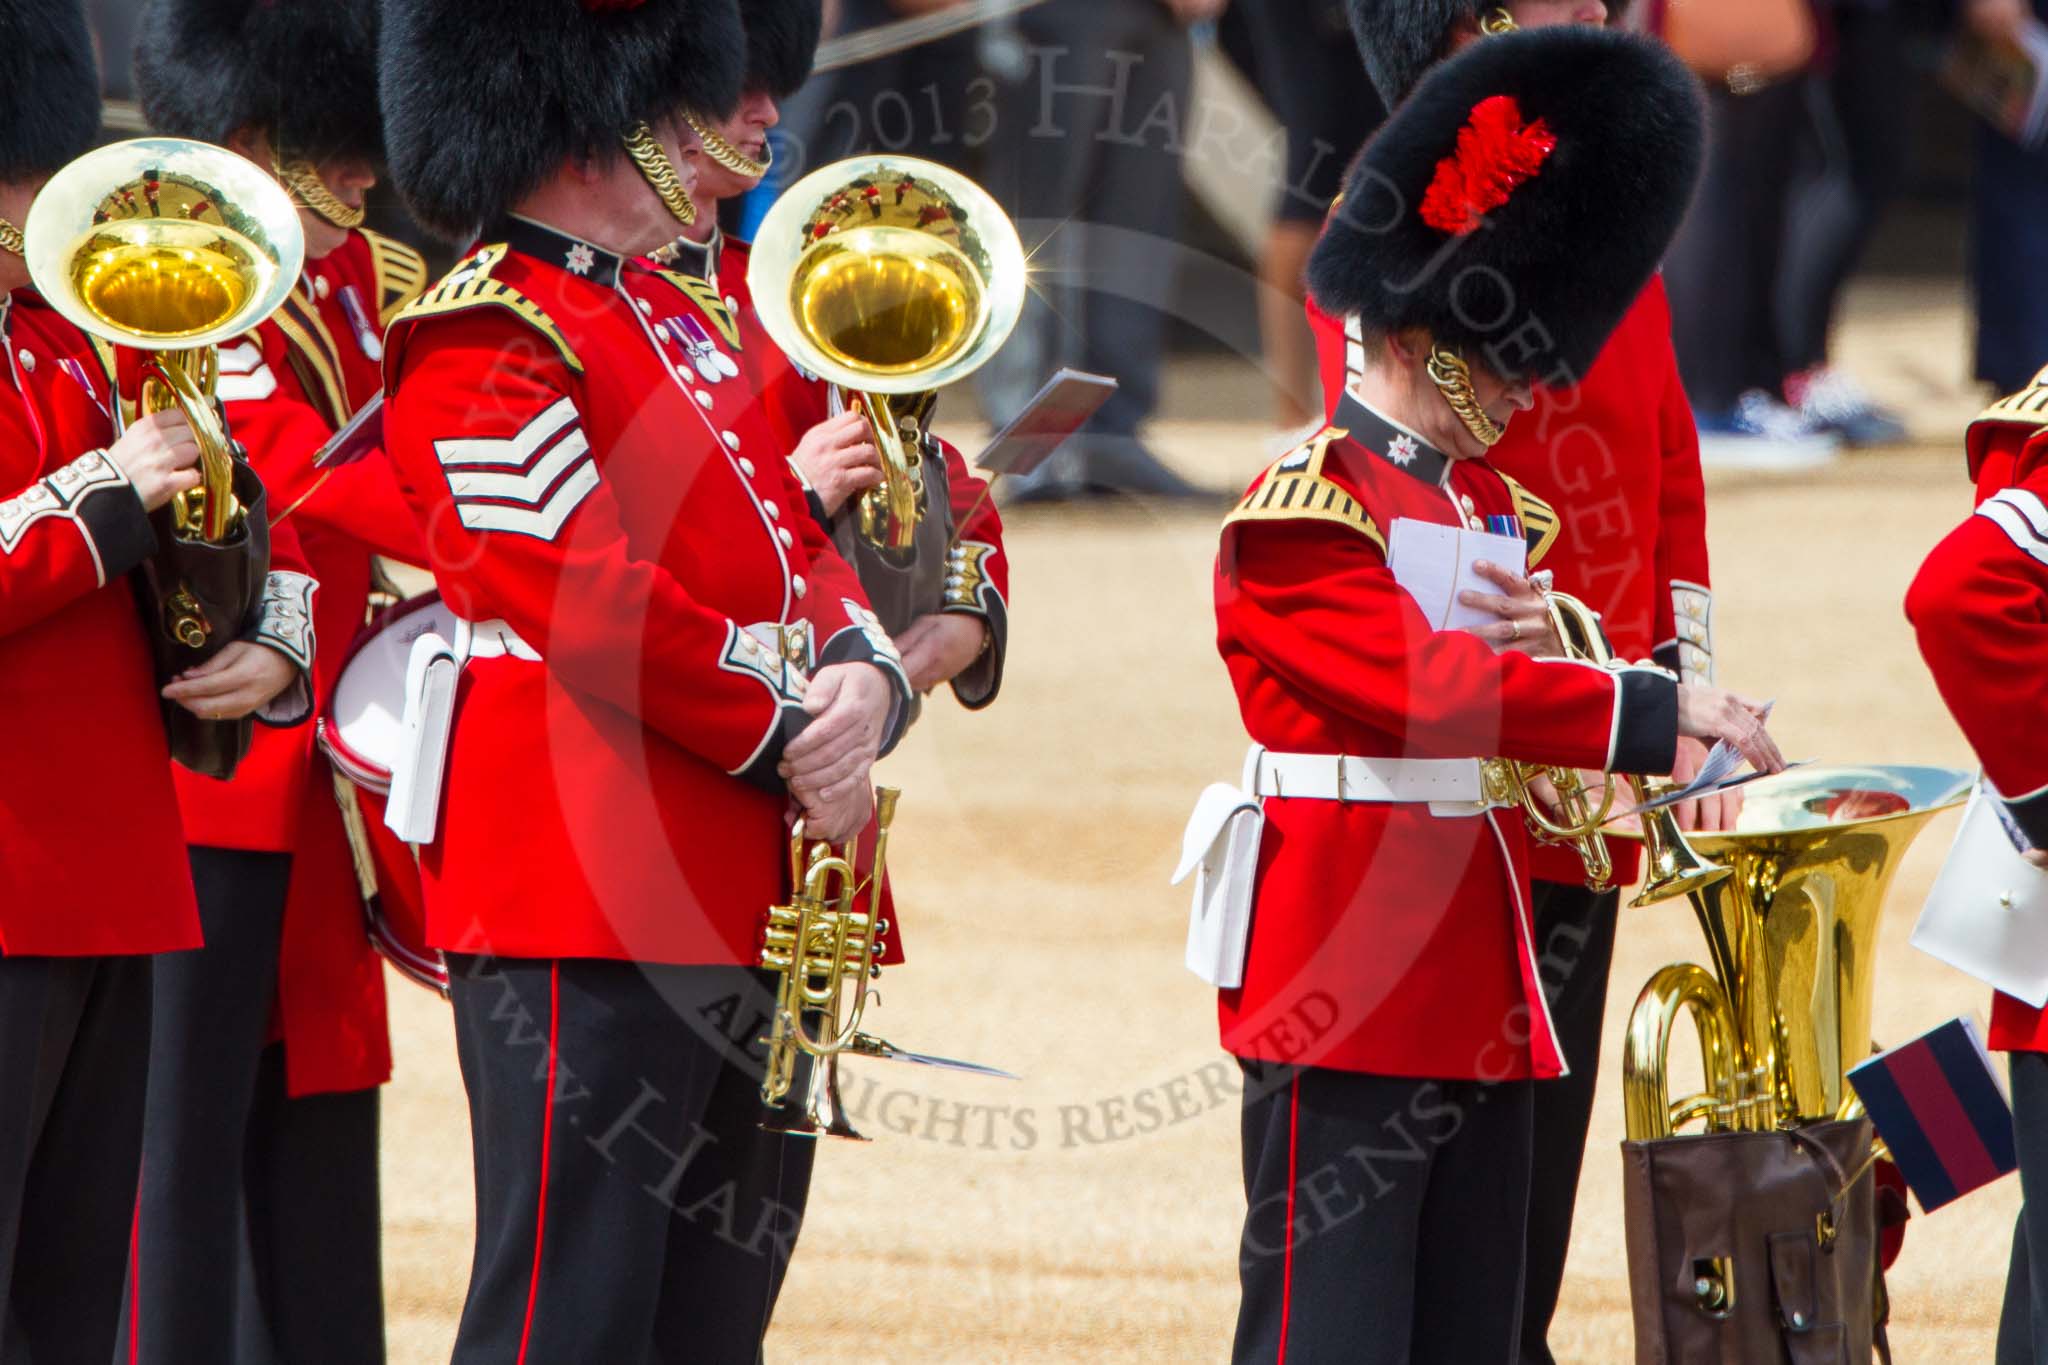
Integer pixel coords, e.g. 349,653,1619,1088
435,397,598,541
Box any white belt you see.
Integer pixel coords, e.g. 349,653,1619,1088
456,617,541,662
1246,746,1504,817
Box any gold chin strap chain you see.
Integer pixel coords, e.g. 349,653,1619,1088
0,216,21,258
1426,345,1506,447
622,122,698,228
276,159,365,230
1481,7,1518,34
686,112,771,180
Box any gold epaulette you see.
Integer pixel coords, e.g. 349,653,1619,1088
1974,364,2048,433
392,245,583,375
1221,427,1385,553
362,228,429,324
1500,472,1561,567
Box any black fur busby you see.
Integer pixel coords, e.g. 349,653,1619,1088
0,0,100,183
380,0,746,241
1345,0,1484,106
744,0,821,99
1348,3,1643,107
1307,25,1703,386
133,0,382,164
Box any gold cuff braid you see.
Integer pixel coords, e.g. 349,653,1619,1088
623,123,698,228
277,160,366,230
1427,346,1505,447
686,112,771,181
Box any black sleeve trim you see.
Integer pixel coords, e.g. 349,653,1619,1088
1610,668,1680,776
818,623,912,757
946,593,1007,711
736,702,809,793
1651,641,1681,676
75,479,157,583
2005,788,2048,851
804,488,832,529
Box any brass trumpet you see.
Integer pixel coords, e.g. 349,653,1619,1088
758,787,901,1141
1501,590,1729,905
748,156,1025,553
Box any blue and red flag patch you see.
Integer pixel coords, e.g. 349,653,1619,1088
1849,1016,2017,1213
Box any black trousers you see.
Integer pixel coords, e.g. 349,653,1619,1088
1999,1052,2048,1363
0,953,151,1365
130,847,384,1365
1775,4,1913,374
1665,80,1806,412
445,954,816,1365
1232,1060,1535,1365
1516,881,1621,1365
978,0,1192,444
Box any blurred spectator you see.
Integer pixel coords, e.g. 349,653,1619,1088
980,0,1227,501
1776,0,1915,444
1663,51,1844,467
1237,0,1385,432
789,0,985,175
1967,0,2048,394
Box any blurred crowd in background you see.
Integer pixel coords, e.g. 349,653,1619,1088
748,0,2048,496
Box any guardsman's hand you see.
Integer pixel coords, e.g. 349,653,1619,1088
792,411,882,517
1459,561,1562,657
1669,735,1745,832
781,662,892,839
894,612,988,693
161,641,299,720
109,409,204,513
1676,685,1786,777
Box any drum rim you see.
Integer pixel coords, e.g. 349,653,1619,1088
320,590,449,790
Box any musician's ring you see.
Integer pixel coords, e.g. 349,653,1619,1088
1509,619,1522,641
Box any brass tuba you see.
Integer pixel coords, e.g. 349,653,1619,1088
25,138,305,777
26,138,304,550
747,155,1025,553
1620,766,1971,1140
758,787,902,1141
1498,589,1730,904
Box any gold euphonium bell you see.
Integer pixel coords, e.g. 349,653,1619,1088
748,156,1026,553
1621,766,1972,1141
25,138,305,547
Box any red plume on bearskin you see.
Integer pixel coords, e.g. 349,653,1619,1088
1418,96,1556,236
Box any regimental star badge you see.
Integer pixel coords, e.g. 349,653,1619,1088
565,243,596,275
1387,433,1420,466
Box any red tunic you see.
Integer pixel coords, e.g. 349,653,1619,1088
1308,277,1712,888
1906,420,2048,1053
0,290,200,955
382,217,909,966
168,228,427,1095
1215,393,1679,1079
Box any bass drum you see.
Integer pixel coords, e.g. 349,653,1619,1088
317,593,457,995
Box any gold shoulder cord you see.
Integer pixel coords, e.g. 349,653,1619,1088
622,123,697,227
685,112,771,180
1426,346,1505,447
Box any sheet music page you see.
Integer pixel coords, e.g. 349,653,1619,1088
1386,518,1527,631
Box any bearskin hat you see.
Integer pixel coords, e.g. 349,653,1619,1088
133,0,380,164
0,0,100,183
380,0,746,241
744,0,822,100
1347,2,1640,107
1307,25,1703,387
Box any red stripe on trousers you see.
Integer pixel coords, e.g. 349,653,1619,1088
128,1186,141,1364
516,963,561,1365
1279,1072,1300,1364
1886,1042,2003,1196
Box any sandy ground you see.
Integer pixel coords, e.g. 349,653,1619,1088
376,277,2025,1362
